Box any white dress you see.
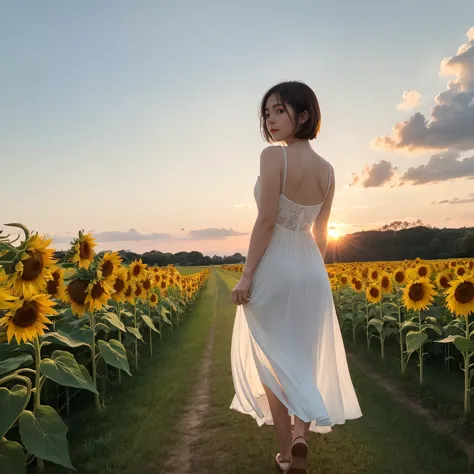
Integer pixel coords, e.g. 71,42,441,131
230,146,362,433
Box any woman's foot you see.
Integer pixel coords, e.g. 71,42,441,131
288,435,308,473
275,452,292,472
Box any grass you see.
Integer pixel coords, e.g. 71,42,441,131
176,265,210,275
188,269,474,473
45,270,218,474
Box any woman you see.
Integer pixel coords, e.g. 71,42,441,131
230,81,362,473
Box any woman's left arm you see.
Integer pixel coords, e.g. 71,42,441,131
231,147,281,305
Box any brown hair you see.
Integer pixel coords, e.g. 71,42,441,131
259,81,321,143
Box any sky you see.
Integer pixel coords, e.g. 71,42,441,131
1,1,474,256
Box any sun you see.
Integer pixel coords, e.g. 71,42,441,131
328,228,340,240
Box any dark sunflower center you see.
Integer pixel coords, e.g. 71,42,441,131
47,279,60,295
52,271,61,282
408,283,424,302
134,284,142,297
439,276,450,289
395,272,405,283
371,272,378,280
114,278,126,293
150,294,158,303
22,251,44,281
125,286,132,297
13,301,39,328
341,277,348,284
143,279,151,290
362,269,368,278
418,267,428,277
457,268,466,276
133,265,141,277
160,281,167,289
79,241,91,260
370,287,379,298
454,282,474,304
101,260,114,278
91,283,104,299
67,279,89,305
382,277,390,288
355,281,362,291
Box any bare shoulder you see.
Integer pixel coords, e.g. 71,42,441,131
260,146,282,169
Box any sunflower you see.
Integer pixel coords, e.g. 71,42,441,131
10,233,57,297
402,279,436,311
45,265,67,302
149,292,159,307
393,267,407,286
379,273,392,294
339,274,349,286
142,273,152,292
97,252,122,282
445,275,474,317
366,283,382,304
455,266,466,278
350,278,363,292
369,268,379,281
133,282,146,300
123,282,135,304
0,293,58,344
415,264,432,280
65,278,90,316
111,267,128,302
71,232,97,269
129,259,147,282
436,271,452,290
85,279,112,312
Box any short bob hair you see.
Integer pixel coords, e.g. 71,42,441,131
259,81,321,143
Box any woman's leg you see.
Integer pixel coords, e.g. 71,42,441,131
262,383,292,459
293,416,310,441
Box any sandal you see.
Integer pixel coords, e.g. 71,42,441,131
288,435,308,473
275,453,292,472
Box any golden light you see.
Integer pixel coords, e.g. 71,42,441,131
328,228,340,240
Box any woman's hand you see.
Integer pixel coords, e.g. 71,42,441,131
231,274,253,305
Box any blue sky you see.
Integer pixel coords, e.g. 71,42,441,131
1,1,473,256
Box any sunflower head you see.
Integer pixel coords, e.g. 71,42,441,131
97,252,122,281
129,259,147,282
66,278,90,316
85,279,112,312
393,268,406,286
379,273,392,294
445,275,474,317
436,271,452,290
71,232,97,270
402,278,436,311
366,283,382,304
0,293,57,344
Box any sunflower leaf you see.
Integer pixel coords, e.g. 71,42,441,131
42,330,90,349
0,385,30,438
102,312,125,332
0,353,34,376
97,339,132,376
19,405,73,469
421,323,443,335
126,326,144,341
405,331,428,353
0,438,26,474
40,350,98,394
141,315,160,333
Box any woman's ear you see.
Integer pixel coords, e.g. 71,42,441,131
299,110,309,125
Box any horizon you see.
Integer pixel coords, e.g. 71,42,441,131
2,2,474,257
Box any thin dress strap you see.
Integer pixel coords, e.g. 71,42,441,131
323,162,332,200
281,146,288,193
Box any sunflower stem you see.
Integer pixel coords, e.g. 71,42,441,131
418,310,424,385
379,299,385,360
88,311,102,412
148,302,153,358
134,302,138,371
397,287,405,374
33,335,45,471
464,314,471,414
116,300,122,384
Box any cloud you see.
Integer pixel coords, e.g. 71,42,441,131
52,228,172,243
185,228,249,240
432,192,474,204
401,151,474,184
233,202,255,210
350,151,474,187
372,27,474,153
349,160,398,187
396,90,422,111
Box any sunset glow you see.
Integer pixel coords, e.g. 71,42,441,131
328,228,341,240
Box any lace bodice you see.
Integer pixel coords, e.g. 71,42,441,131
253,147,332,232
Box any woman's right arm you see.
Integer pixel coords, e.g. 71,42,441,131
313,170,335,259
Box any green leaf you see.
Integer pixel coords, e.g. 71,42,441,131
142,315,160,333
126,326,144,341
436,335,459,344
0,385,30,438
342,312,354,321
42,330,90,349
368,319,383,333
0,353,33,376
19,405,73,469
400,320,418,331
97,339,132,376
40,350,98,394
405,331,428,353
94,322,110,335
421,323,443,335
102,312,125,332
452,336,474,353
382,315,398,324
0,438,26,474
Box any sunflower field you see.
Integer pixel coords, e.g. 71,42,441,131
224,257,474,415
0,223,210,473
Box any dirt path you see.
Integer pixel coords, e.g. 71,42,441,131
348,352,474,464
163,285,217,474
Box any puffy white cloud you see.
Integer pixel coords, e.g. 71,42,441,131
349,160,398,188
185,228,248,240
372,27,474,153
396,90,422,111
